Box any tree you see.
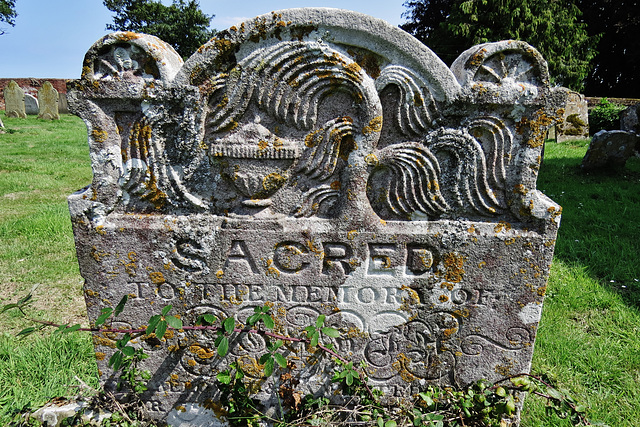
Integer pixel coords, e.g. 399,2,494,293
0,0,17,35
401,0,599,92
104,0,216,59
577,0,640,98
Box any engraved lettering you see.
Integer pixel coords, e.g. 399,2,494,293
368,243,397,275
158,283,175,300
406,245,434,275
357,287,377,303
385,286,402,304
224,240,259,275
273,241,310,273
322,243,354,276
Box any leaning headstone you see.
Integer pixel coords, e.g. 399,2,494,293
24,93,39,115
68,9,563,426
557,90,589,141
38,81,60,120
581,130,639,171
620,104,639,134
3,80,26,118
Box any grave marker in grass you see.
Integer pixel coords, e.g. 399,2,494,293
67,8,564,425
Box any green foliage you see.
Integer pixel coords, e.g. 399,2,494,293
216,362,262,427
577,0,640,98
103,0,216,58
401,0,599,91
0,0,17,34
588,98,627,134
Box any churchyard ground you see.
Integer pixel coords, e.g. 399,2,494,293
0,113,639,426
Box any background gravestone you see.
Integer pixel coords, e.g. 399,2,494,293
38,81,60,120
24,93,39,115
557,90,589,141
3,80,26,118
581,130,639,171
68,9,564,425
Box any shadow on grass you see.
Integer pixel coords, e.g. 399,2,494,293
538,142,640,310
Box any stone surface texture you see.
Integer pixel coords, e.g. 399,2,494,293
38,81,61,120
620,104,640,134
3,80,26,118
68,10,564,425
581,129,640,171
557,90,588,141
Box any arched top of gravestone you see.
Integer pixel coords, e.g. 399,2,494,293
80,32,183,83
176,8,461,105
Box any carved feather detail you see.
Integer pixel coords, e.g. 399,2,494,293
375,65,439,137
294,185,340,218
425,129,502,216
297,117,355,181
374,142,450,218
466,116,513,192
206,42,369,133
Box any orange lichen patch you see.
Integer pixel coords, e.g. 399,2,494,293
392,353,418,383
467,48,487,67
505,238,516,246
93,335,116,349
187,359,197,367
115,32,142,41
442,327,457,339
304,129,322,147
175,405,186,412
216,270,224,279
467,225,476,233
478,261,487,269
440,282,455,291
362,116,383,135
263,259,281,279
439,294,449,303
329,180,341,190
494,221,512,233
262,172,286,192
347,230,358,240
91,128,108,143
512,184,528,195
453,308,470,318
149,271,165,284
95,352,106,361
189,344,215,359
364,153,379,166
168,344,180,352
443,252,465,283
95,225,106,235
85,289,99,297
536,286,547,297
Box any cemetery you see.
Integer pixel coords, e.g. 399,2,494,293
1,5,640,427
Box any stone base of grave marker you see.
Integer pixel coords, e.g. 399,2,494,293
69,9,563,425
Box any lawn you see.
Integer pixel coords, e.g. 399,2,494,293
1,114,639,425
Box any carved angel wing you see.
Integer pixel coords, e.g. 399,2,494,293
296,117,355,180
425,129,502,216
373,142,450,219
375,65,439,137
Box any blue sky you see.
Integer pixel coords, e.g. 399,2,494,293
0,1,408,79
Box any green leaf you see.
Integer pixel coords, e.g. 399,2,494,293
385,421,397,427
17,294,33,306
161,305,173,316
265,356,275,377
62,324,81,334
315,314,326,328
216,370,231,385
0,303,19,314
274,352,287,368
304,325,316,338
321,327,340,338
165,315,182,329
310,331,319,347
273,339,283,350
259,353,271,364
114,295,128,317
346,372,353,386
377,417,384,427
96,308,113,326
156,320,167,339
16,327,36,337
121,346,135,357
223,317,235,334
261,314,275,330
246,313,260,326
217,336,229,356
109,352,123,370
203,314,216,324
146,315,161,335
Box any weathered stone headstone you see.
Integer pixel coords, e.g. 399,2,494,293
38,81,60,120
24,93,39,115
68,9,563,425
581,130,639,171
557,90,588,141
3,80,26,118
620,104,639,134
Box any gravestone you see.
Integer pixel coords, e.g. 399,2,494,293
557,90,588,141
24,93,39,115
38,81,60,120
3,80,26,118
68,9,564,425
581,130,639,171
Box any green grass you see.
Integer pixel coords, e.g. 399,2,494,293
521,140,640,426
1,116,640,425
